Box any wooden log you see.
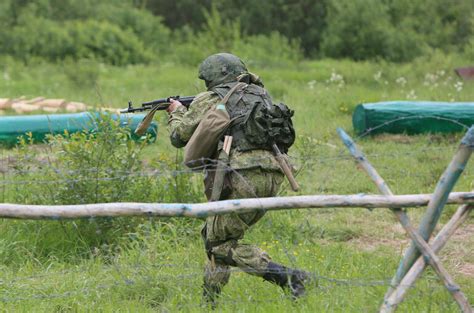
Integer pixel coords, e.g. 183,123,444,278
0,192,473,220
381,204,473,312
36,99,66,108
26,97,45,104
64,101,87,112
0,98,11,110
389,126,473,297
11,96,26,103
42,106,60,113
11,102,40,113
337,128,472,313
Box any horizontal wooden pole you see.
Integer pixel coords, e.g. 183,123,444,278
0,192,473,220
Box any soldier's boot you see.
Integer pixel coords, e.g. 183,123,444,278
262,262,311,299
202,260,231,309
202,283,222,309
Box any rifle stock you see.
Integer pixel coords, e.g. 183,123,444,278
272,143,300,191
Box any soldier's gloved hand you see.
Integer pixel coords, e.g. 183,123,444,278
167,99,183,113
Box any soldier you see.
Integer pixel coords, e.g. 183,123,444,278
166,53,309,306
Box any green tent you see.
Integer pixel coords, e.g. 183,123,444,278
0,112,157,146
353,101,474,136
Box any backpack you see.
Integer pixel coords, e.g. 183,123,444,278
241,101,295,153
212,82,295,153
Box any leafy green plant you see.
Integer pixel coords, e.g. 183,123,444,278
7,113,205,261
171,5,302,68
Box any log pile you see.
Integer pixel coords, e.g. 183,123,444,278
0,97,87,114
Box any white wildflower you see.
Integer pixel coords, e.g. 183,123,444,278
373,71,382,82
326,70,345,88
406,90,417,99
423,73,438,87
307,80,316,89
454,81,463,92
396,77,407,87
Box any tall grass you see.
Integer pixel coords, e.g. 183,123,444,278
0,52,473,311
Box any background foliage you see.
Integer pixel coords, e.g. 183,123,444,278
0,0,472,64
0,1,473,311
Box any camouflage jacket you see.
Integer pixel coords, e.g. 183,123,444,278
167,91,281,172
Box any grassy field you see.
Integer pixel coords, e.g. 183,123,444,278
0,53,473,312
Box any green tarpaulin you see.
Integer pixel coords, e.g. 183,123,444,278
353,101,474,135
0,112,157,146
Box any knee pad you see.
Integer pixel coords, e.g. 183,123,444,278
206,240,238,266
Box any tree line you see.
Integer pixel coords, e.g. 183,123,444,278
0,0,472,65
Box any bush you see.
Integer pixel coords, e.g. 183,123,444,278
171,5,302,68
93,3,171,54
0,18,152,65
0,0,170,65
234,32,303,68
0,0,472,63
9,114,203,256
68,20,152,65
321,0,393,61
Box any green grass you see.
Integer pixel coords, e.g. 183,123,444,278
0,53,473,312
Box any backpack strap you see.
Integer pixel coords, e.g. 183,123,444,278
209,82,247,202
221,82,247,106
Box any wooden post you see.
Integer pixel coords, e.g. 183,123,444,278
0,193,473,219
337,128,473,312
382,204,473,312
388,126,473,299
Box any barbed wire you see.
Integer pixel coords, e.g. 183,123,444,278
0,146,468,185
356,115,470,140
0,144,460,174
0,115,472,309
0,263,448,304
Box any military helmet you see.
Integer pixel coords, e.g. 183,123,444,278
198,53,248,89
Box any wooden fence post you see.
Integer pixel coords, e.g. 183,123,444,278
337,128,473,312
383,203,472,311
388,126,473,298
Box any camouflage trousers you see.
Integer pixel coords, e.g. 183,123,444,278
202,168,284,290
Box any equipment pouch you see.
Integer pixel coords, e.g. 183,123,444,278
241,102,295,153
184,82,247,169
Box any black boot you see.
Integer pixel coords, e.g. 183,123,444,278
202,283,221,309
262,262,311,299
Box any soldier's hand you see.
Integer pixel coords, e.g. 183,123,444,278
167,99,183,113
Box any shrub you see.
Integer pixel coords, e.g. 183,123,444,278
321,0,393,61
93,3,171,54
9,114,203,257
171,5,302,68
321,0,473,62
68,20,152,65
0,18,152,65
234,32,303,68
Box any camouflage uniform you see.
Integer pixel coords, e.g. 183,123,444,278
167,53,309,305
169,90,283,262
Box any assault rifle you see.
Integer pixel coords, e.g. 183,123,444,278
120,95,195,113
122,95,194,136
